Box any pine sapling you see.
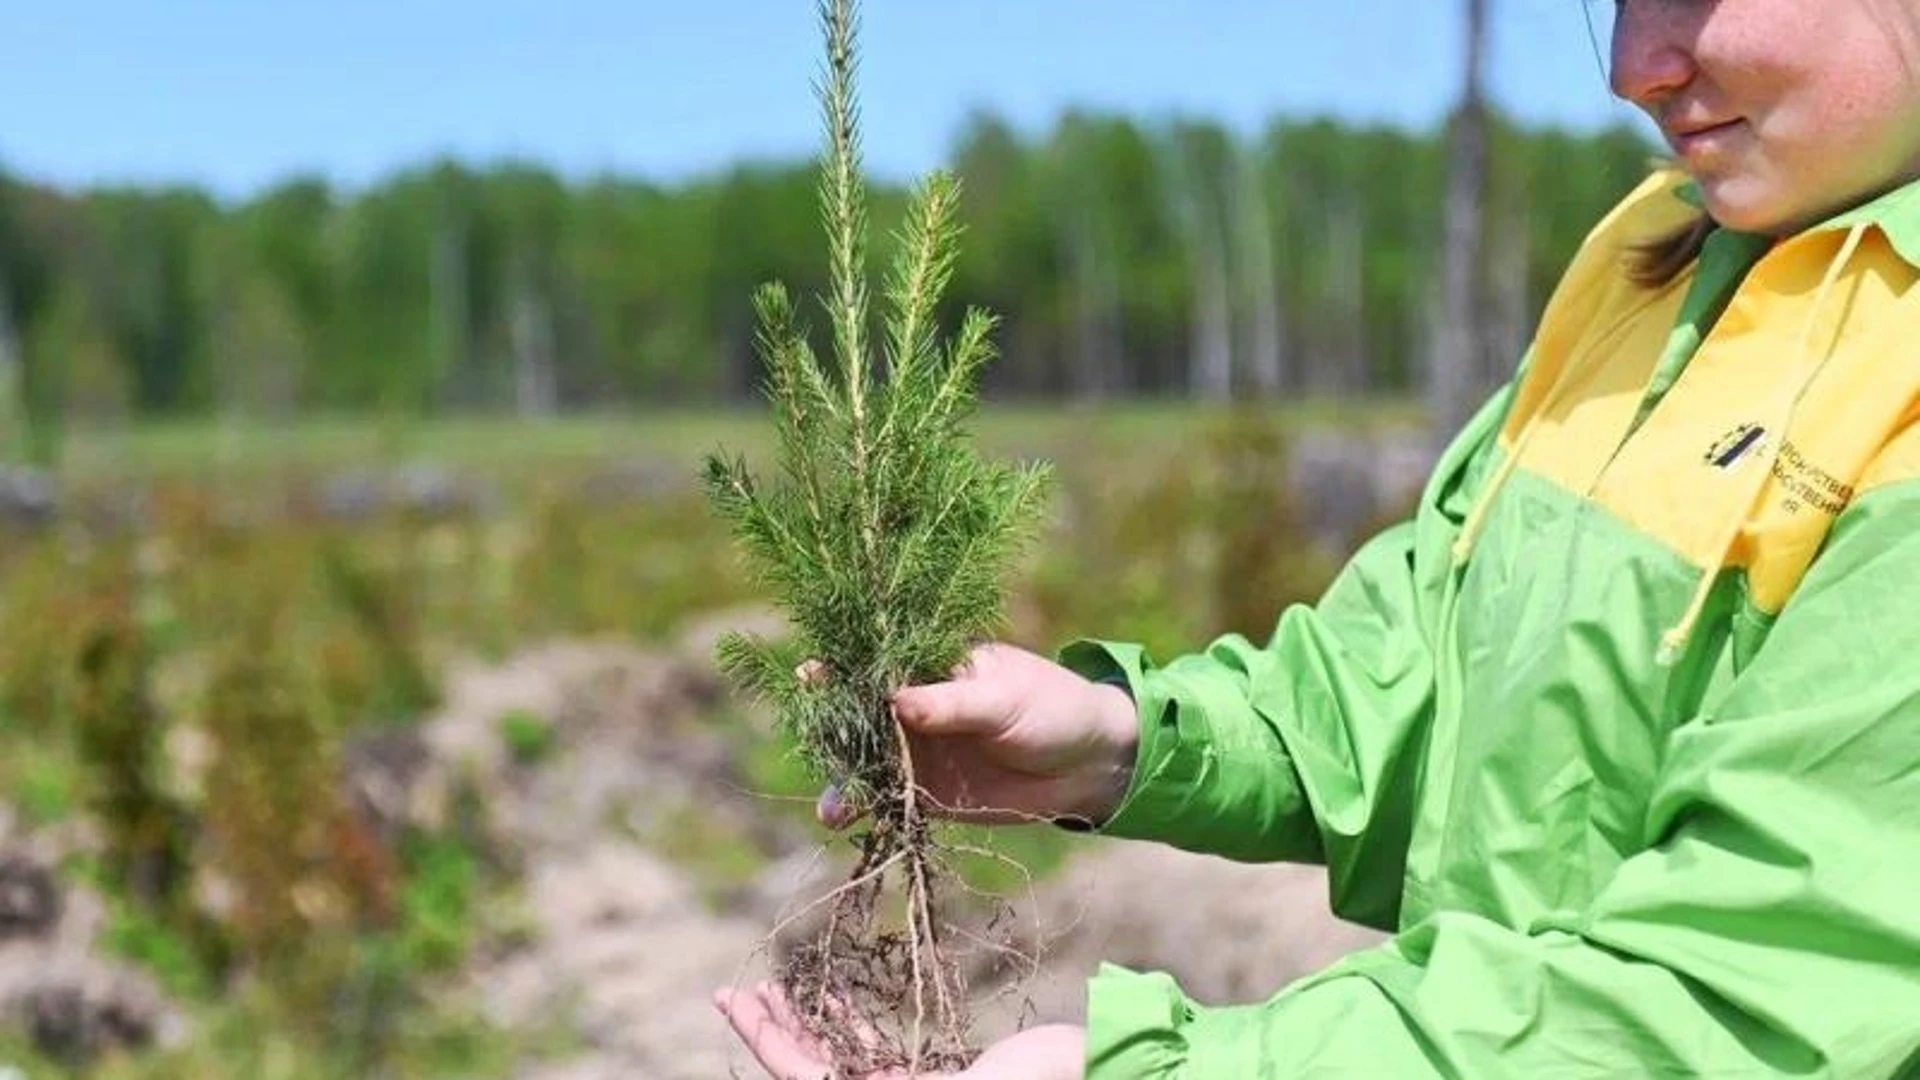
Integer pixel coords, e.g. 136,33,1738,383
703,0,1051,1072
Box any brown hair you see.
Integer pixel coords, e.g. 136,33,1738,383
1628,211,1714,288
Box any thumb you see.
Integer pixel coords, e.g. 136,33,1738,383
816,782,861,830
891,679,1008,738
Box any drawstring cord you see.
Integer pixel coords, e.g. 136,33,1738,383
1654,221,1868,666
1450,370,1578,566
1444,220,1871,667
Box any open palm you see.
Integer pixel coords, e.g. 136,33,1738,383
715,981,1084,1080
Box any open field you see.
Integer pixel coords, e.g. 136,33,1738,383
0,402,1418,1077
49,397,1425,481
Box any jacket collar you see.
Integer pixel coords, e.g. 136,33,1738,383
1676,174,1920,268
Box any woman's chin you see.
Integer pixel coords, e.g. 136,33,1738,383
1691,177,1797,236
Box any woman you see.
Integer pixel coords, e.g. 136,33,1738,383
719,0,1920,1075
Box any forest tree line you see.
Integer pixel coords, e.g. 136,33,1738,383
0,107,1660,448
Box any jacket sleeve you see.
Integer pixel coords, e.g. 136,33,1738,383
1080,474,1920,1079
1056,380,1514,928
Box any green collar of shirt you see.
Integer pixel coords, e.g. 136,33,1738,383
1675,174,1920,267
1633,173,1920,434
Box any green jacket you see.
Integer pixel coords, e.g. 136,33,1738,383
1063,169,1920,1077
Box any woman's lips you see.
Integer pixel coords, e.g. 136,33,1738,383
1668,119,1744,161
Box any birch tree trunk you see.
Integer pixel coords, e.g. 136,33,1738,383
0,273,26,465
1431,0,1493,443
1330,197,1367,395
0,274,17,443
1489,202,1533,384
508,256,559,416
1234,151,1286,399
1164,138,1234,402
1063,201,1124,402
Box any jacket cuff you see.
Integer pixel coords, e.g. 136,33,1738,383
1085,963,1187,1078
1056,637,1212,842
1085,963,1256,1079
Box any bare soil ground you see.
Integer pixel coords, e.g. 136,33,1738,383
408,615,1383,1078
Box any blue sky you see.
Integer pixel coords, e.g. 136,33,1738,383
0,0,1644,201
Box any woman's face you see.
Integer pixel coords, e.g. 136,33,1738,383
1609,0,1920,234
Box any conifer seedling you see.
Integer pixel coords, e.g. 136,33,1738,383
702,0,1051,1072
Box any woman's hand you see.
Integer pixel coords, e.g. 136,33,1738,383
812,642,1140,830
715,981,1085,1080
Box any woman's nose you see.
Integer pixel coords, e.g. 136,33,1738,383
1609,2,1697,108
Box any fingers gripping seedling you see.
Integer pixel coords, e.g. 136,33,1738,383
702,0,1051,1074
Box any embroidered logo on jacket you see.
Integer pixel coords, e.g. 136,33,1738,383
1704,424,1854,515
1705,423,1769,469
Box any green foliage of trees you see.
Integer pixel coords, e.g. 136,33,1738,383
0,111,1656,435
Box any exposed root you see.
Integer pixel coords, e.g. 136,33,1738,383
749,719,1044,1078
